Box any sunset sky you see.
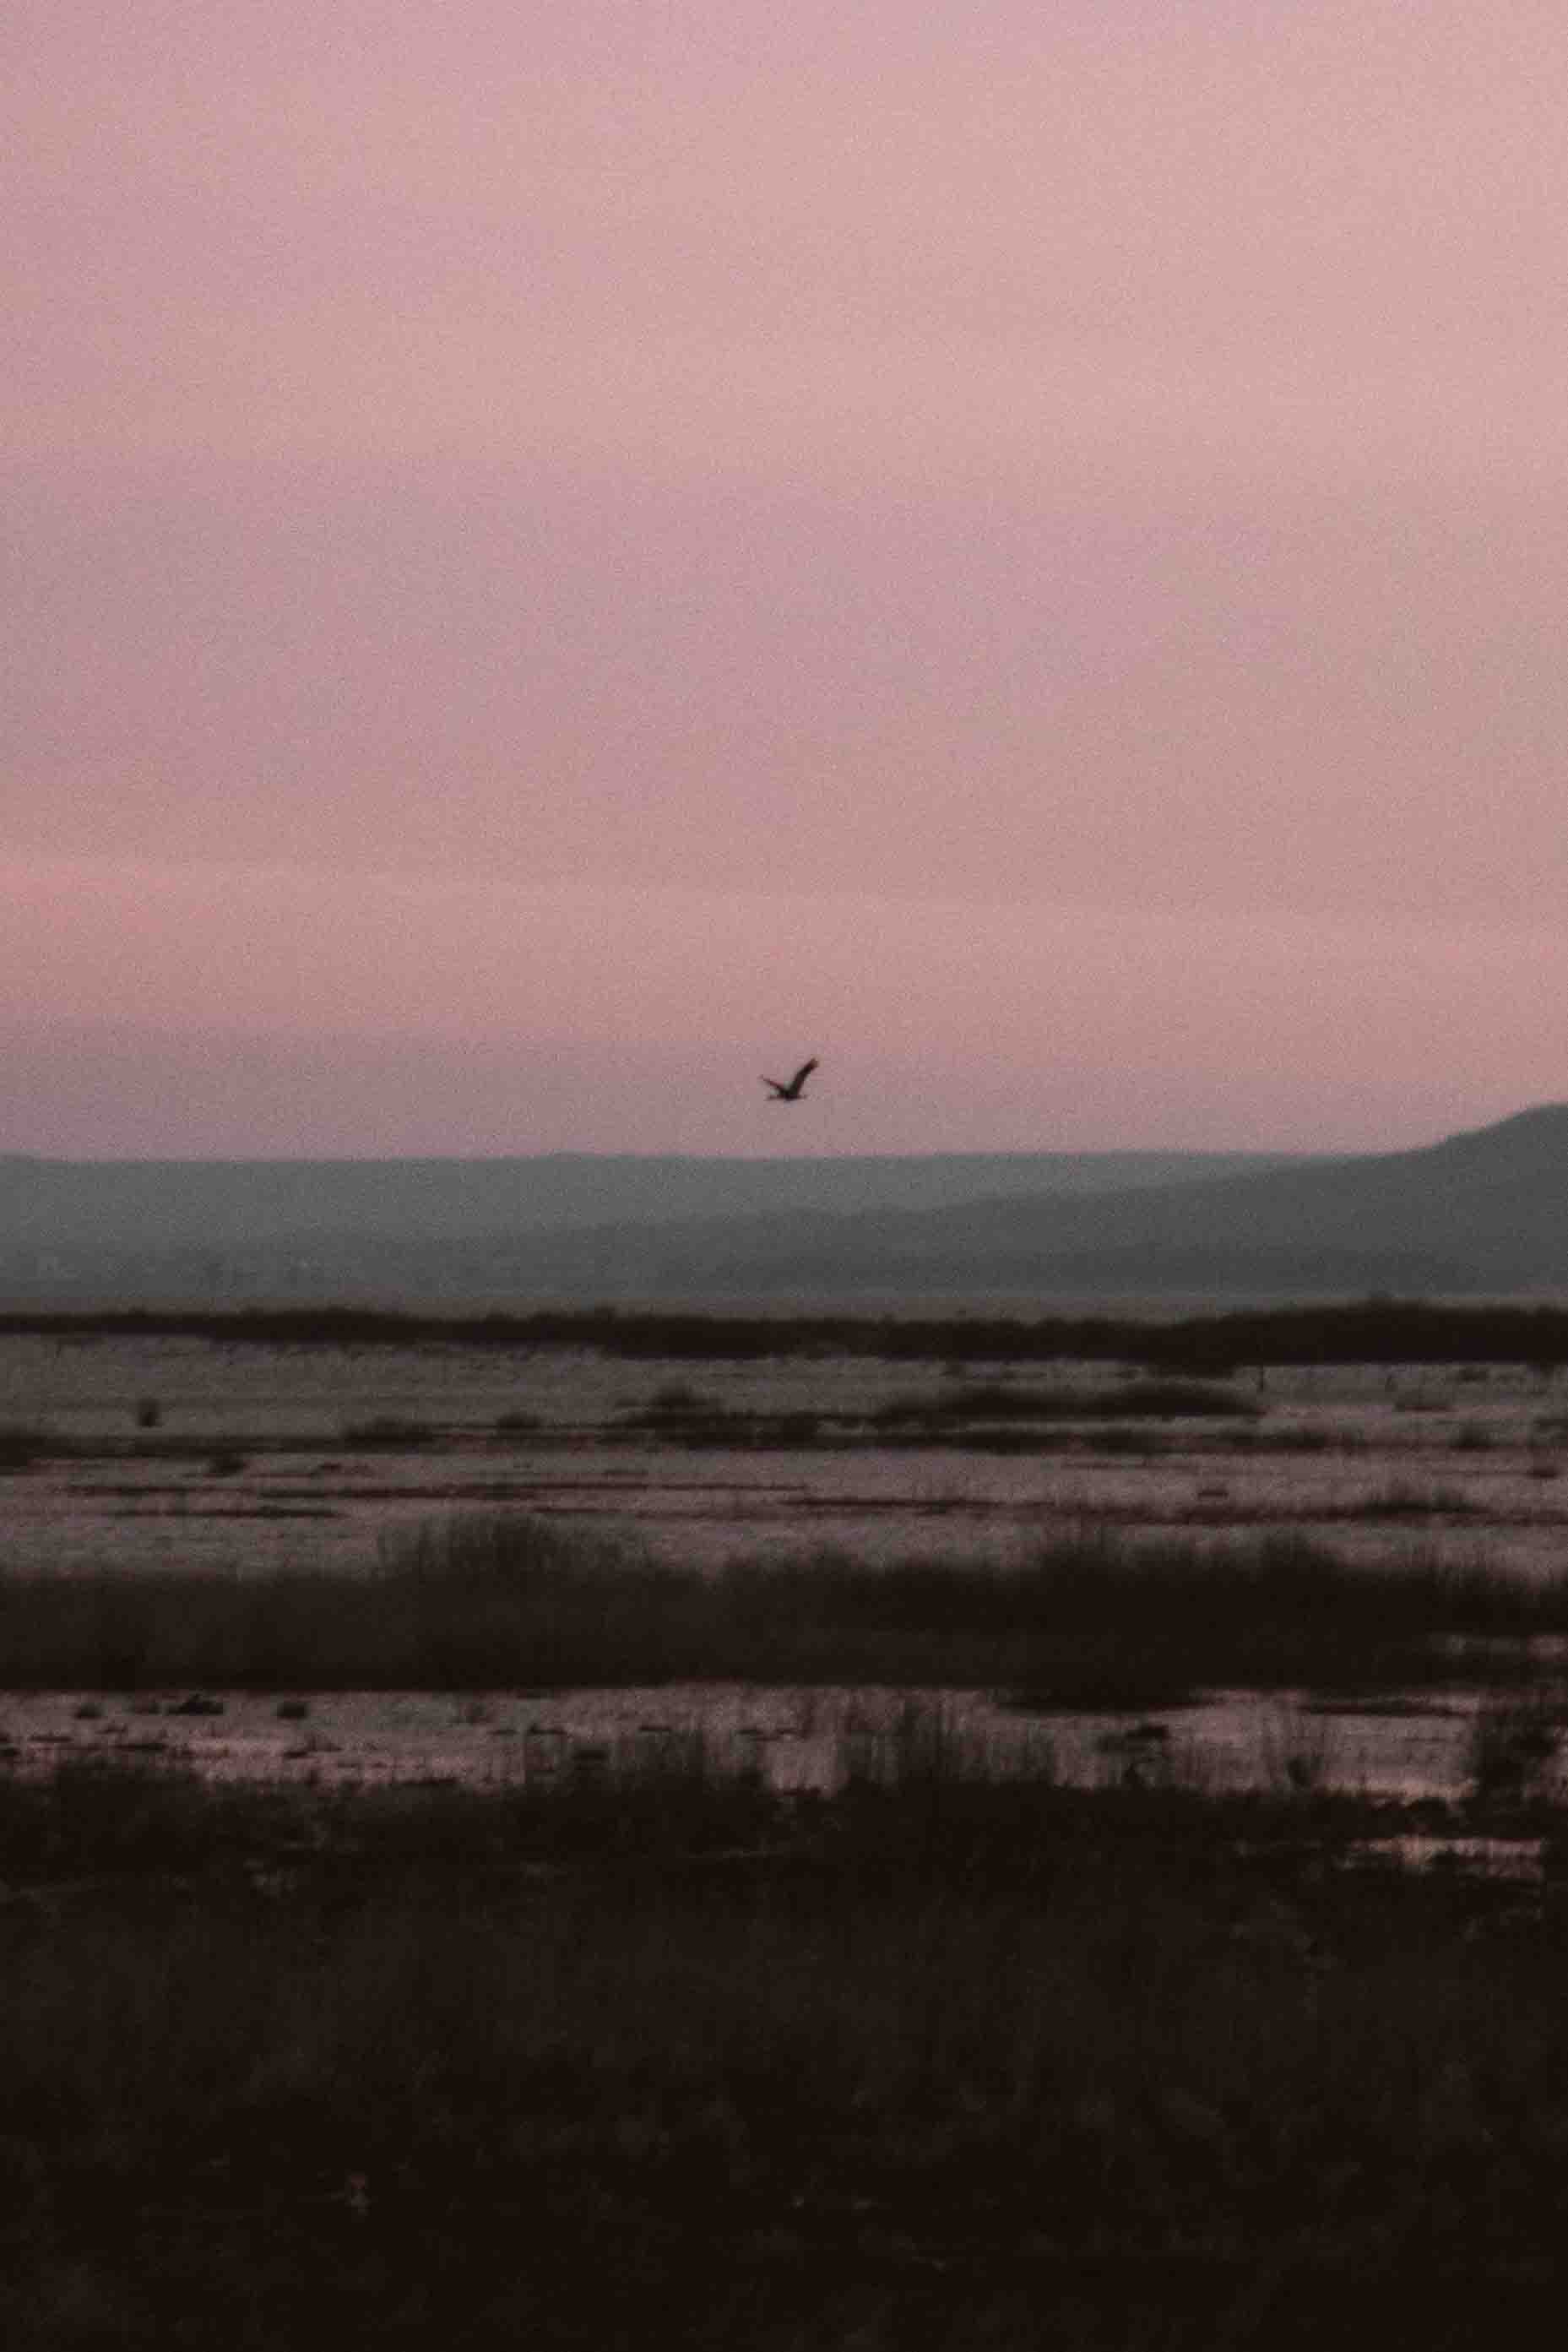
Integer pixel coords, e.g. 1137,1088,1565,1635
8,1,1566,1159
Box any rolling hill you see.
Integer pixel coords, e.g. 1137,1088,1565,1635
3,1109,1562,1301
0,1145,1304,1302
616,1105,1568,1296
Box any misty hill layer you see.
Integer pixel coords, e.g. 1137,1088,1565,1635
0,1149,1298,1249
6,1111,1564,1300
0,1148,1301,1302
610,1105,1568,1296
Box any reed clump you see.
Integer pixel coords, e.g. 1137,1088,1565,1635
339,1413,437,1448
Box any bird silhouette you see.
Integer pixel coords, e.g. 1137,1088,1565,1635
762,1056,819,1102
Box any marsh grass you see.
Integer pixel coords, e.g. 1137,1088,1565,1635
14,1296,1568,1377
1082,1422,1168,1457
5,1729,1568,2343
339,1414,437,1447
1241,1422,1370,1453
614,1388,844,1450
871,1378,1260,1431
3,1513,1568,1699
0,1422,58,1469
1466,1696,1565,1806
1339,1480,1478,1518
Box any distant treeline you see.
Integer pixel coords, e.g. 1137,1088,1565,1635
4,1296,1568,1370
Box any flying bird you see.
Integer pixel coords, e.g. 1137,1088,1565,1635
762,1056,819,1102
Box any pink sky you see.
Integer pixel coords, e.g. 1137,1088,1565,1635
7,1,1567,1157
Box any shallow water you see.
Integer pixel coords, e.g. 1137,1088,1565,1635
0,1681,1538,1806
3,1334,1568,1806
3,1334,1568,1579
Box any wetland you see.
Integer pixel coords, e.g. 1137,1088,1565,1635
9,1303,1568,2344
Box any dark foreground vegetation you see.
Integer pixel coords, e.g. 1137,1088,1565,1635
5,1513,1568,1701
5,1719,1568,2347
7,1295,1568,1370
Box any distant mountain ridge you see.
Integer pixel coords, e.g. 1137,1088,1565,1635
3,1111,1563,1301
0,1148,1303,1250
605,1104,1568,1296
0,1145,1308,1301
426,1105,1567,1299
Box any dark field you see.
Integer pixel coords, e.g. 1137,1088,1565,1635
7,1719,1568,2347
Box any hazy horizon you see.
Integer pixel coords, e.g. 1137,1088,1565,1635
0,1019,1528,1163
11,4,1565,1160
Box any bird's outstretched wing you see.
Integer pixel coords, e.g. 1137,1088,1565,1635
761,1056,820,1100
